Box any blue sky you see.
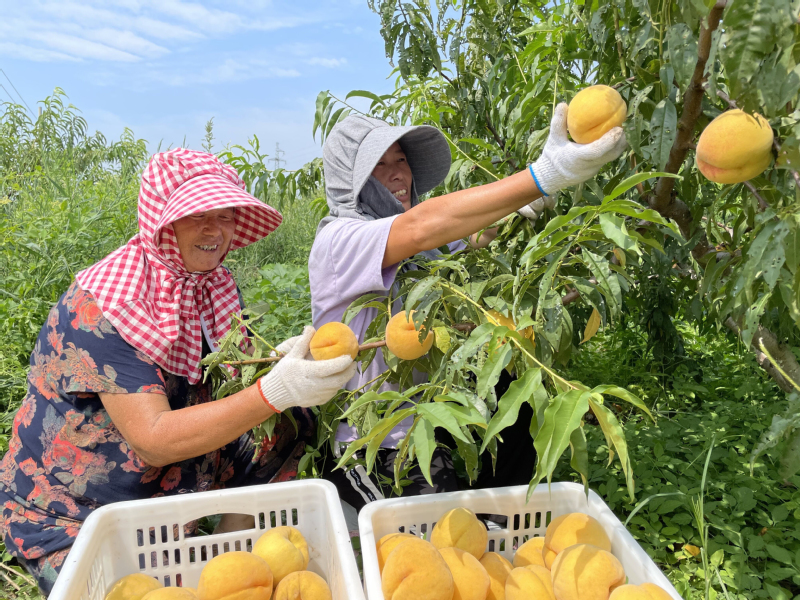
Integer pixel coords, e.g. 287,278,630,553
0,0,396,169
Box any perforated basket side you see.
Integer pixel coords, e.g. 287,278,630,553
49,480,364,600
358,483,683,600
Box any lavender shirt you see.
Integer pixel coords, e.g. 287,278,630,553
309,216,467,448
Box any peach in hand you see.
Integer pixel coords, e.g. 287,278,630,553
567,85,627,144
309,322,359,361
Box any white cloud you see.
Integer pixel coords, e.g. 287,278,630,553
0,0,324,64
27,32,142,62
147,58,301,86
307,57,347,68
0,42,81,63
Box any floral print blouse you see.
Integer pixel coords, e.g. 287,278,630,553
0,281,311,571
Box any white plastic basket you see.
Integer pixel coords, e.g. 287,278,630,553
49,480,365,600
358,482,682,600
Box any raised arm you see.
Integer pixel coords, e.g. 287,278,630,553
383,103,627,268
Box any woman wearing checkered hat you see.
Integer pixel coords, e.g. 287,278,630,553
0,149,355,595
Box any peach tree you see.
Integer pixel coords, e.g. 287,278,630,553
211,0,800,506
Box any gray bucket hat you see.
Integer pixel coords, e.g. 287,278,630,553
321,115,451,222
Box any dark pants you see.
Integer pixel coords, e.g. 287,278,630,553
323,446,459,511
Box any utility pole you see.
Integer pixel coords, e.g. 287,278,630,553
271,142,285,169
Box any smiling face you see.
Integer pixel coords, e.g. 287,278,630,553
372,142,414,211
171,208,236,273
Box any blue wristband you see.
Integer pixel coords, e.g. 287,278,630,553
528,164,549,197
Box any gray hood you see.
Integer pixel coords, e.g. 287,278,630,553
317,115,451,233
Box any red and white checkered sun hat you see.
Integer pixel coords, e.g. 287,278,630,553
76,148,282,384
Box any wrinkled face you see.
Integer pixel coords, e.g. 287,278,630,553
172,208,236,273
372,142,413,211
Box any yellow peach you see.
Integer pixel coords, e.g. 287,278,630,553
486,310,534,340
430,507,488,560
609,582,673,600
376,532,417,573
439,547,491,600
551,544,626,600
480,552,514,600
105,573,163,600
696,109,773,184
567,85,627,144
381,538,455,600
141,589,198,600
272,571,332,600
196,551,273,600
385,310,434,360
543,512,611,568
505,565,554,600
512,536,546,569
252,526,309,586
309,322,359,361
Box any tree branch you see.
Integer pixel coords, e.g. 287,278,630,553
649,1,726,257
725,317,800,393
743,181,769,210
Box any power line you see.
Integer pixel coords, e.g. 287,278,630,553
271,142,286,169
0,69,33,116
0,84,17,105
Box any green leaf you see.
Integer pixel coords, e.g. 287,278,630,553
649,99,678,171
417,403,473,444
590,385,654,420
481,368,543,453
589,398,635,500
667,24,698,90
721,0,794,97
582,249,622,319
598,213,638,253
569,426,590,496
412,418,437,486
477,343,513,398
529,389,591,498
345,90,388,106
603,172,679,203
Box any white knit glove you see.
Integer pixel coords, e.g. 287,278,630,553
258,326,357,413
519,102,627,219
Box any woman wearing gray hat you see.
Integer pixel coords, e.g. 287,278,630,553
309,104,626,510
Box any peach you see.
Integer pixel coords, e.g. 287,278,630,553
609,583,673,600
505,565,554,600
105,573,162,600
252,526,309,586
543,512,611,568
512,536,546,568
439,547,491,600
551,544,626,600
309,322,359,361
141,589,198,600
567,85,627,144
272,571,332,600
376,532,417,573
696,109,773,184
196,551,273,600
486,310,534,340
381,538,455,600
480,552,514,600
385,310,434,360
430,507,488,560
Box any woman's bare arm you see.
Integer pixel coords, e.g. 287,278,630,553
383,170,539,267
100,385,273,467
